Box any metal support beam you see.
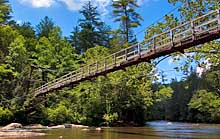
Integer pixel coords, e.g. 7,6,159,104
125,49,128,61
170,29,174,47
153,37,156,53
104,58,106,70
96,61,98,73
113,54,116,66
138,43,141,57
88,65,90,75
81,67,84,78
191,21,195,40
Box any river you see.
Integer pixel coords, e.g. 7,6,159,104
4,121,220,139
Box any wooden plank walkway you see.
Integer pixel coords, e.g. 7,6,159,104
33,9,220,97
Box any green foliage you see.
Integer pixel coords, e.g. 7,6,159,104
103,113,118,125
168,0,219,20
189,90,220,122
0,25,19,61
112,0,143,43
46,103,74,124
85,45,109,64
36,16,55,38
0,0,11,24
70,1,110,53
154,86,173,102
0,107,13,124
7,35,28,73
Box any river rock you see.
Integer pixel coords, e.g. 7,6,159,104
71,124,88,128
81,128,90,131
1,123,22,131
95,127,101,131
48,125,65,129
64,124,73,128
24,124,46,129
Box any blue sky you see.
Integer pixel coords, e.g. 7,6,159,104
9,0,186,82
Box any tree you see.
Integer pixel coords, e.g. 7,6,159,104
112,0,143,43
70,1,110,54
6,35,28,73
0,25,19,63
168,0,220,20
36,16,55,38
0,0,11,24
69,26,80,53
189,90,220,122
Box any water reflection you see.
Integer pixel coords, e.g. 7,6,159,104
3,121,220,139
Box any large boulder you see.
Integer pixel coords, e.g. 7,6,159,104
48,125,65,129
1,123,22,130
24,124,46,129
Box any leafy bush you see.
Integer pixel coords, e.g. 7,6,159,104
0,107,13,125
45,104,73,124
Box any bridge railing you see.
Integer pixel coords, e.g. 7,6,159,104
33,9,220,95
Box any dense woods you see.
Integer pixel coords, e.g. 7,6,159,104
0,0,220,126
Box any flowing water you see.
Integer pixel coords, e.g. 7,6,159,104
3,121,220,139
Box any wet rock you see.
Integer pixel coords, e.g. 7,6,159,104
24,124,46,129
1,123,22,131
71,124,88,128
95,127,101,131
64,124,73,128
81,128,89,131
48,125,65,129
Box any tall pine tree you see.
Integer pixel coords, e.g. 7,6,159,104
112,0,143,43
70,1,110,54
36,16,55,38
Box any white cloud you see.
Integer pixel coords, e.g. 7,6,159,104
59,0,111,16
16,20,22,25
58,0,84,11
19,0,158,16
20,0,55,8
19,0,111,15
137,0,159,6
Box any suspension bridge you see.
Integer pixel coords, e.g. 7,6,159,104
33,9,220,97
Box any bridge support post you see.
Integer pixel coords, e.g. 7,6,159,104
125,49,128,61
81,67,84,78
170,29,174,47
113,54,116,67
104,58,106,70
138,43,141,58
88,65,90,76
153,37,156,53
191,21,195,40
96,61,98,73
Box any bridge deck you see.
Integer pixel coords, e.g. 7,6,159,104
33,9,220,97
